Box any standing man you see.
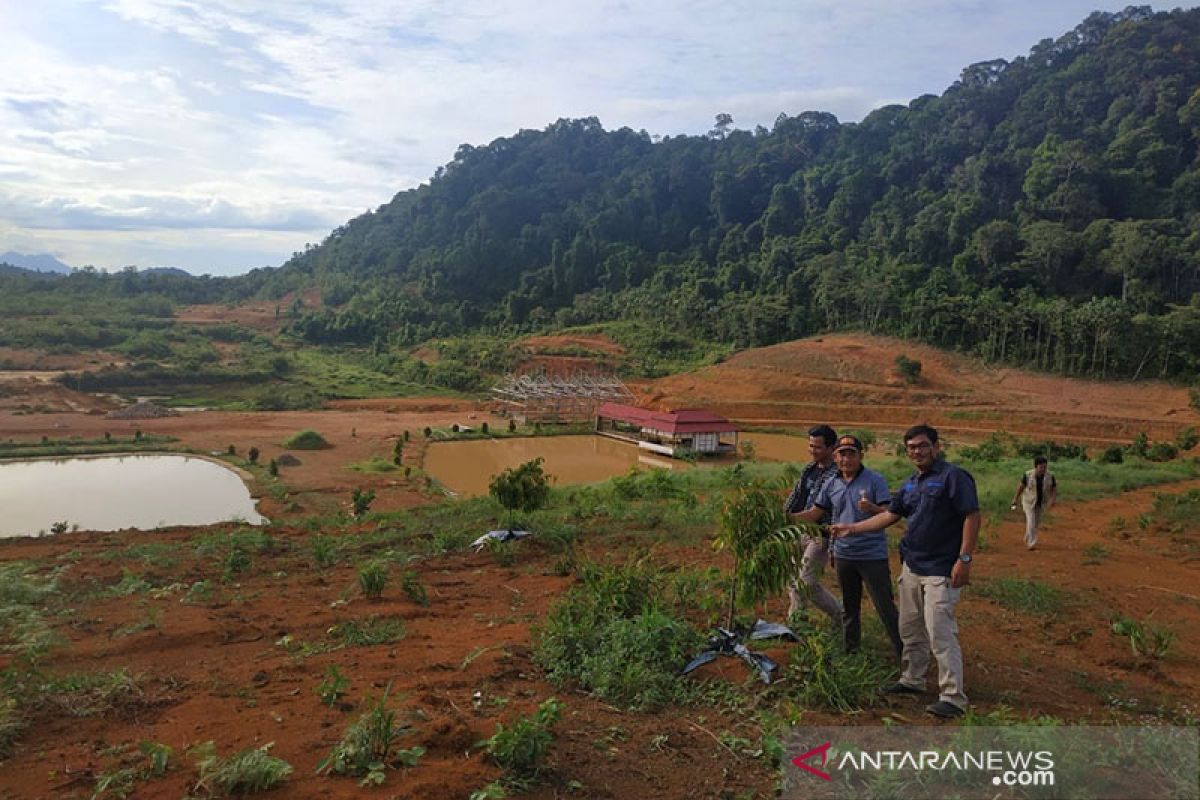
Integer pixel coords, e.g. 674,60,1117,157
831,424,980,719
1010,456,1056,550
782,424,842,625
795,435,903,657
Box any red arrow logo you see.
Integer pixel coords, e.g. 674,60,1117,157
791,741,833,781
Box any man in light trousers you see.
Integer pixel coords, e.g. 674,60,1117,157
832,424,980,719
1010,455,1056,550
783,424,842,624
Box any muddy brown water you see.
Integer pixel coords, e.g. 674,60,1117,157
0,454,267,537
424,433,807,497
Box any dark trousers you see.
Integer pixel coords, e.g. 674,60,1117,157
836,558,903,658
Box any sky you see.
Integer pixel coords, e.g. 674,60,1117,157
0,1,1185,277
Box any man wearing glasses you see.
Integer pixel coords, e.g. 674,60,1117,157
831,424,980,719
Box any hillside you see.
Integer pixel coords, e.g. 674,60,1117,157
260,6,1200,383
639,333,1200,444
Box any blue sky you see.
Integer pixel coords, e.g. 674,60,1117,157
0,1,1184,276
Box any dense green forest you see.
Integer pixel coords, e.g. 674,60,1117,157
6,6,1200,382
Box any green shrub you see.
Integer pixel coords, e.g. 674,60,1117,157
1146,441,1179,462
192,741,292,797
534,561,701,709
358,561,388,599
1099,445,1124,464
1175,426,1199,451
895,354,922,383
484,697,563,779
577,611,703,710
317,692,423,787
1016,439,1086,460
247,447,260,464
282,429,329,450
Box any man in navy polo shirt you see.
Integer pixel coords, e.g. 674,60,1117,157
795,434,903,658
831,424,980,719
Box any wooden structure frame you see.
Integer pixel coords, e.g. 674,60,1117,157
491,372,635,424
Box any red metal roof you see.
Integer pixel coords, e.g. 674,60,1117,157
595,402,739,434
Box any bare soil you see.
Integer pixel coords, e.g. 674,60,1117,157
2,331,1199,798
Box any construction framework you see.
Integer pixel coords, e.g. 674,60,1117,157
491,372,635,424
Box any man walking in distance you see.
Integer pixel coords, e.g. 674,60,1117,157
782,425,842,624
1010,456,1056,551
831,424,980,719
794,435,903,658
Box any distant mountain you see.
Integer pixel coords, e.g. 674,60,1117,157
0,251,73,275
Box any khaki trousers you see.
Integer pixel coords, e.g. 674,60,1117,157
1023,504,1042,549
896,563,967,710
786,534,843,624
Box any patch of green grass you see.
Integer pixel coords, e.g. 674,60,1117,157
976,577,1065,615
1111,616,1176,660
99,542,180,569
1082,543,1110,564
0,694,24,756
357,561,389,599
24,669,145,718
328,616,406,648
347,456,399,474
0,562,62,664
192,741,292,797
317,691,424,787
769,624,894,713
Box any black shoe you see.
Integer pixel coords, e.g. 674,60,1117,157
925,700,965,719
883,682,923,696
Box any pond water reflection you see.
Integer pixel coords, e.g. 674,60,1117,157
424,432,807,498
0,454,267,538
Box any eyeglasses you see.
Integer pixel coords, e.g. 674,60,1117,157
905,442,933,452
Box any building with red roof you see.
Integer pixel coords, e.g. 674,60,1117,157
594,402,739,457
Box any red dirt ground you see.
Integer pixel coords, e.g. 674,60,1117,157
2,331,1199,798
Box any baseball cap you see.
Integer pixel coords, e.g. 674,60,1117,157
833,435,863,453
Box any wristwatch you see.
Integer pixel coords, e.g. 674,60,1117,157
958,554,972,564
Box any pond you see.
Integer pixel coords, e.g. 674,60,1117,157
0,454,267,538
424,432,808,498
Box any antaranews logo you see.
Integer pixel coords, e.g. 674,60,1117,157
790,741,833,781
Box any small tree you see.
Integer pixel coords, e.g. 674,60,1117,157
423,427,432,439
403,430,410,442
268,459,279,477
481,422,489,435
713,483,820,629
451,423,460,434
248,447,260,465
508,419,517,433
489,458,551,531
227,444,236,456
351,488,376,519
895,354,922,384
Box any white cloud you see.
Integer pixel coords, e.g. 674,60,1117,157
0,0,1179,275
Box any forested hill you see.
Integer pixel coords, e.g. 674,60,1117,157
278,6,1200,380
